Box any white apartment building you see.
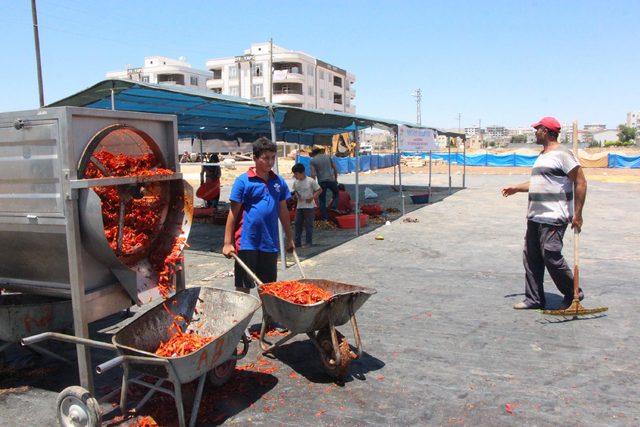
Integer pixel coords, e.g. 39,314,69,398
485,126,508,140
627,111,640,129
205,42,356,113
106,56,211,90
464,127,482,137
583,123,606,132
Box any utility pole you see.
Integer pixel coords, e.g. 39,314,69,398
479,119,483,148
457,113,462,132
269,38,274,104
31,0,45,107
413,89,422,125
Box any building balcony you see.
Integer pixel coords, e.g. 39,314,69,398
206,79,223,89
272,70,304,83
272,93,305,105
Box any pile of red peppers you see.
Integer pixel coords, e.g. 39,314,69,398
87,150,212,357
260,281,332,305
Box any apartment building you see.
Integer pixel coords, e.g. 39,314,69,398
205,42,356,113
627,111,640,129
106,56,211,90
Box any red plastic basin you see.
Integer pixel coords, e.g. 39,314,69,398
335,214,369,229
361,204,383,216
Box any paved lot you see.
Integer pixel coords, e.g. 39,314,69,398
1,171,639,426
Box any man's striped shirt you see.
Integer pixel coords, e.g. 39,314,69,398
527,147,580,225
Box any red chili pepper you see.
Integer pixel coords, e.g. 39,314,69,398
259,281,332,305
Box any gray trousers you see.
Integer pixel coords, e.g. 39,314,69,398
523,220,574,306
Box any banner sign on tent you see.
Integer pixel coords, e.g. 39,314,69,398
397,125,438,152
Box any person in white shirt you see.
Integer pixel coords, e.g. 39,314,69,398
502,116,587,310
292,163,322,248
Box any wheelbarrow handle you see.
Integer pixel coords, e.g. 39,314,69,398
231,253,264,286
22,332,117,351
96,354,170,374
291,249,306,279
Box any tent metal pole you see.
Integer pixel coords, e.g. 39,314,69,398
110,88,115,110
448,137,452,195
269,107,287,271
462,137,467,188
396,130,405,216
354,124,360,236
428,150,432,201
393,133,397,186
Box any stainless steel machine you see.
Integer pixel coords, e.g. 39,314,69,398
0,106,192,391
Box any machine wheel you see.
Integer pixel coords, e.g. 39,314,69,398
316,328,352,378
208,358,237,386
56,386,102,427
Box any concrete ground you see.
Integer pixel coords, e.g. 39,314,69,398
1,170,639,426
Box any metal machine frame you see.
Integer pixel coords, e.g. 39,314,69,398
0,107,187,392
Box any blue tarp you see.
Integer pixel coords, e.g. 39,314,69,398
402,152,540,167
50,79,438,144
608,154,640,168
295,154,399,176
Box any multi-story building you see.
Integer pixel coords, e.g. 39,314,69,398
464,127,482,137
106,56,211,90
205,42,356,113
627,111,640,129
485,126,508,140
583,123,606,133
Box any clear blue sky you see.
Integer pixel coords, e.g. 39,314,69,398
2,0,639,129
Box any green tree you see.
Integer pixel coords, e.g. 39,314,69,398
617,125,637,144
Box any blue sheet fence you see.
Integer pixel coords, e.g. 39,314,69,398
294,154,400,175
401,152,640,169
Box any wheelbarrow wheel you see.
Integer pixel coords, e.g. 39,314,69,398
208,358,236,386
56,386,102,427
316,328,352,378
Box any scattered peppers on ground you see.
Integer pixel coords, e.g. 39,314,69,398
259,281,332,305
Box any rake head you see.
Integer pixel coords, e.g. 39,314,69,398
542,298,608,316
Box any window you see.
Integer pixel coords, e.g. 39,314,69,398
228,65,238,79
333,76,342,87
308,86,314,96
190,76,198,86
141,75,149,83
252,84,263,97
211,68,222,79
333,93,343,104
307,65,314,76
252,63,263,77
229,86,239,96
319,89,324,98
211,88,222,94
319,70,324,80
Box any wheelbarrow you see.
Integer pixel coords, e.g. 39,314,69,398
22,287,260,427
233,251,376,378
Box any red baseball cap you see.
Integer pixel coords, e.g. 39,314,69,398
531,116,561,132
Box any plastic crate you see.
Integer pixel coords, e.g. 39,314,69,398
410,193,430,204
212,209,229,225
361,203,383,216
335,213,369,229
194,207,215,218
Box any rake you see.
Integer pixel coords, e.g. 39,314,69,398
543,229,608,317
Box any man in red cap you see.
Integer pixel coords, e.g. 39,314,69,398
501,117,587,309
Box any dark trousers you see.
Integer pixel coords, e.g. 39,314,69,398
523,220,574,307
234,250,278,289
294,208,315,246
318,180,339,220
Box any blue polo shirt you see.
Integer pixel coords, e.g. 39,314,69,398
230,168,291,252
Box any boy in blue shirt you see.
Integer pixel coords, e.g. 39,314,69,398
222,137,294,293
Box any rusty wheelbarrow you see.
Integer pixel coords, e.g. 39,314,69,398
22,287,260,427
233,252,376,378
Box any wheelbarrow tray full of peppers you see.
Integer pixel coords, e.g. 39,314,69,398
258,278,376,378
22,287,260,427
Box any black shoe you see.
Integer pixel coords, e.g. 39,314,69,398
560,289,584,309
